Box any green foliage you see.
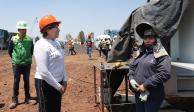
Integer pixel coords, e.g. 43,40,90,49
59,41,65,49
66,33,73,41
78,31,85,43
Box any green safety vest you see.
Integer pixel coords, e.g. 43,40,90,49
11,34,33,65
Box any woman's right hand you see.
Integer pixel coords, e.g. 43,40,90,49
130,79,139,90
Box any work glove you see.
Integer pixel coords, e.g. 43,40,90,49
130,79,139,90
139,90,150,102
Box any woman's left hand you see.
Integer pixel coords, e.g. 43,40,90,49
62,81,67,94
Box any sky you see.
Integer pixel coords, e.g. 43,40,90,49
0,0,146,40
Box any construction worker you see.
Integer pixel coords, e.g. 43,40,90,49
8,21,34,109
71,40,77,55
128,23,171,112
67,40,73,55
98,39,103,57
101,38,111,61
85,33,93,59
34,15,68,112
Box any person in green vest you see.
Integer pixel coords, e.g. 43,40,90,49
8,20,34,109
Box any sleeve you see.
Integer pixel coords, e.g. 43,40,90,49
34,44,62,91
143,55,171,89
63,56,68,81
8,40,13,58
128,61,136,80
63,67,68,81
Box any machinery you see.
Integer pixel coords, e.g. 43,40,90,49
0,29,9,50
94,62,135,112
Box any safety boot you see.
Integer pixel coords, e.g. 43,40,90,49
24,97,37,105
9,97,18,109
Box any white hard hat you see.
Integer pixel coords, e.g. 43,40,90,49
16,20,28,29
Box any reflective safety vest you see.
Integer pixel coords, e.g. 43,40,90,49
11,34,33,65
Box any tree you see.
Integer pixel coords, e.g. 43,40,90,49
78,31,85,44
66,33,73,41
59,41,65,49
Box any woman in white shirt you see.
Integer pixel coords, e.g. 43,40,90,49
34,15,68,112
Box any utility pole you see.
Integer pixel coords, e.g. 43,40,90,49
29,17,38,36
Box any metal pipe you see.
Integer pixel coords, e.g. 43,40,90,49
94,66,97,103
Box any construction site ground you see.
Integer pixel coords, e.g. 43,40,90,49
0,45,186,112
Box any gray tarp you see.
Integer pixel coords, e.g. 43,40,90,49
107,0,190,62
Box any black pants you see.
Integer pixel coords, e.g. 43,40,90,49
99,48,102,56
71,47,77,55
68,48,76,55
12,64,31,101
102,49,109,60
135,88,165,112
35,79,62,112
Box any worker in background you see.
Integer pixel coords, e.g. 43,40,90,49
85,33,93,59
8,21,34,109
98,39,103,57
34,15,68,112
102,38,111,61
67,39,76,55
67,40,73,55
71,39,77,55
128,24,171,112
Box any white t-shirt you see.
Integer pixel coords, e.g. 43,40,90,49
34,38,68,91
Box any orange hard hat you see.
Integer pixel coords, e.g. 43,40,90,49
39,15,61,32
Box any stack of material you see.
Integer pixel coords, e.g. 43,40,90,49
166,97,194,111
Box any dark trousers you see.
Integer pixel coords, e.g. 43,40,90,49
71,47,77,55
135,90,165,112
12,64,31,101
102,49,109,60
68,47,76,55
99,48,102,56
68,48,73,55
35,79,62,112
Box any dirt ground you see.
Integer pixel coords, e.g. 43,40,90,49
0,47,186,112
0,47,104,112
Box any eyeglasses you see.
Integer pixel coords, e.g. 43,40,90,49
18,29,27,31
47,24,59,30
